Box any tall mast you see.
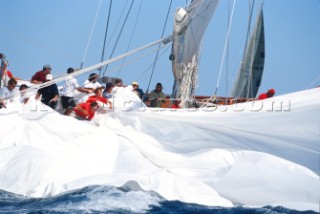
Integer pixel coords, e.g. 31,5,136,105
0,53,6,89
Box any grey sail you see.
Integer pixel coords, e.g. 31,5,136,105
231,8,265,99
170,0,219,107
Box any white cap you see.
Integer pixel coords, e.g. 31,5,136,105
46,74,53,80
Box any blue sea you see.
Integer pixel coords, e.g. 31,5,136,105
0,185,318,214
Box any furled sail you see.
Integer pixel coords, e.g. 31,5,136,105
170,0,219,107
231,8,265,99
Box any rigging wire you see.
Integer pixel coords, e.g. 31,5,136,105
101,0,130,54
145,0,173,94
136,45,171,81
80,0,103,69
98,0,113,76
102,0,135,76
224,0,232,103
116,0,144,78
306,74,320,89
104,44,170,82
205,0,237,105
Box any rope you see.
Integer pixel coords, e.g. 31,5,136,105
201,0,237,107
306,74,320,89
80,0,103,69
96,43,170,84
136,45,171,81
100,0,130,57
145,0,172,94
116,0,144,77
99,0,113,75
225,0,231,103
102,0,135,76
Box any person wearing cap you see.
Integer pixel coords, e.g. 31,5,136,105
114,78,123,87
131,81,145,99
257,88,275,100
1,60,21,87
31,64,52,84
83,73,103,92
81,73,104,103
35,74,59,109
61,67,91,115
103,82,114,99
149,82,166,107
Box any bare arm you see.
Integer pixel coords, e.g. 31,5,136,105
50,95,59,102
35,91,40,100
31,79,42,84
76,87,91,94
107,100,113,109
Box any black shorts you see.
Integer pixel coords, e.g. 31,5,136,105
61,96,76,109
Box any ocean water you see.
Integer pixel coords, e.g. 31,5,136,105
0,186,317,214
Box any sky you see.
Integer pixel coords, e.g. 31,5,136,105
1,0,320,97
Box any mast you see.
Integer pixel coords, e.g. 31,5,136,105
170,0,220,108
231,6,265,99
0,53,6,89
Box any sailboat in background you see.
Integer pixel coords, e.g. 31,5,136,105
0,0,319,212
231,6,265,99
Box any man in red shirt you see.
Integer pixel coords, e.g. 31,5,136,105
71,101,99,120
86,87,112,110
258,88,275,100
31,64,52,84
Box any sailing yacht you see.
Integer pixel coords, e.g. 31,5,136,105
231,6,265,99
0,0,319,212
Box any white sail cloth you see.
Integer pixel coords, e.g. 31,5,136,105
0,88,319,211
171,0,219,103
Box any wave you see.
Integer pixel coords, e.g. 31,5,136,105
0,186,317,214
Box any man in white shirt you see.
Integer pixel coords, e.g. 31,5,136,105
60,67,90,115
83,73,103,93
80,73,104,103
0,78,18,108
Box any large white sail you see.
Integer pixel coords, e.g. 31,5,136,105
170,0,219,107
231,7,265,99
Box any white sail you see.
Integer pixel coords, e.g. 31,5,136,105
0,88,319,212
0,1,319,212
170,0,219,107
231,7,265,98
